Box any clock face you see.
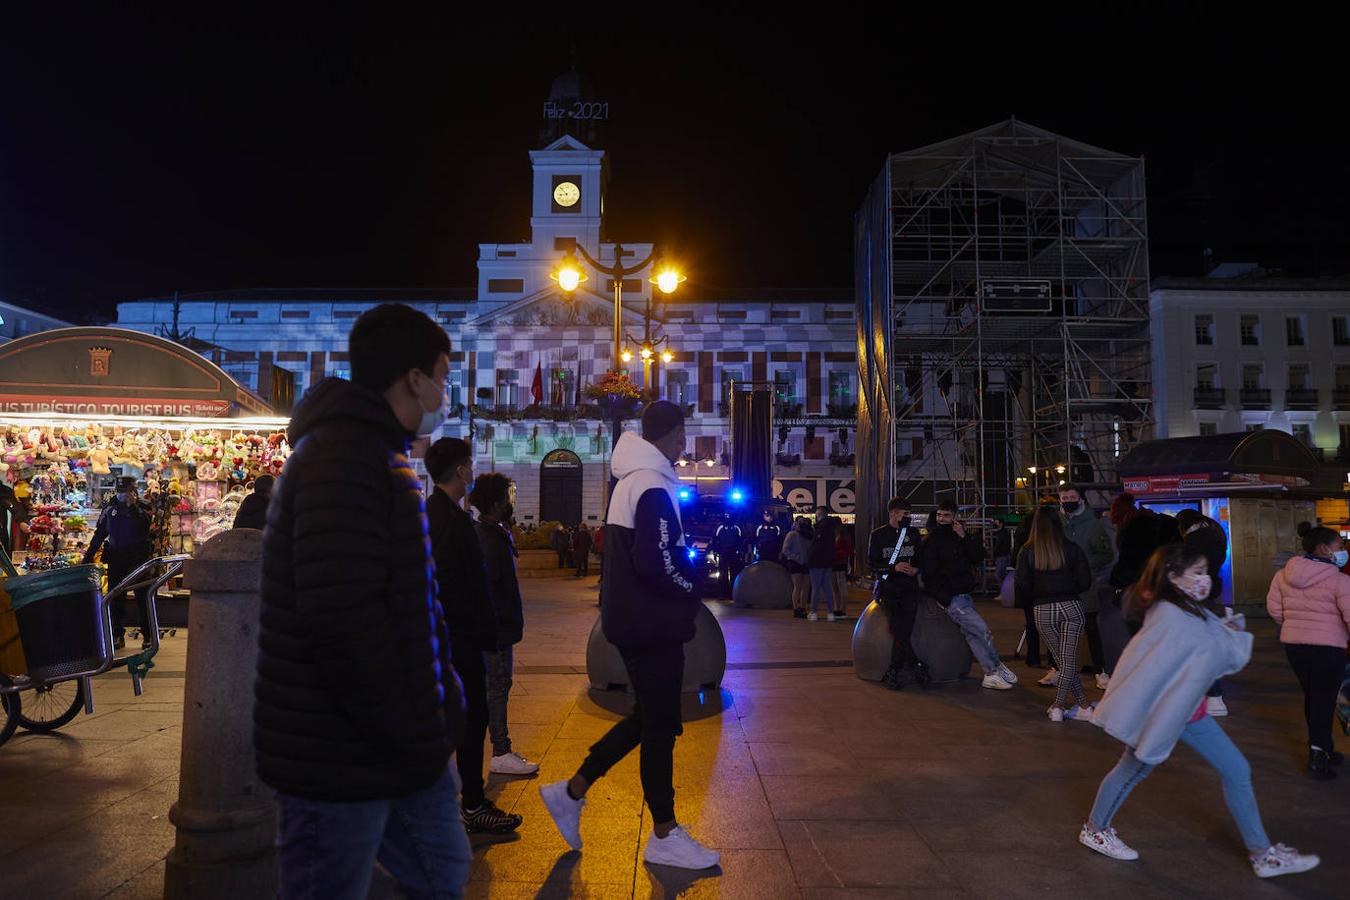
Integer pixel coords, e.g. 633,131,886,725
553,181,581,208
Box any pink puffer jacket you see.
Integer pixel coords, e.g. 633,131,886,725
1268,557,1350,648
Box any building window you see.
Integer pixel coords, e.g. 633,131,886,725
1334,316,1350,346
1196,364,1218,390
488,279,525,294
331,368,351,381
721,368,742,411
1245,423,1264,432
1285,316,1306,346
1292,423,1314,446
1239,315,1260,346
1338,365,1350,390
1340,423,1350,460
1194,314,1215,345
1198,422,1217,437
1288,364,1310,390
549,369,575,406
1242,364,1263,389
829,371,852,407
495,370,519,408
553,237,576,251
666,369,691,406
774,370,797,405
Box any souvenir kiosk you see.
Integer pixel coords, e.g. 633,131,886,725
0,327,289,589
1117,429,1348,617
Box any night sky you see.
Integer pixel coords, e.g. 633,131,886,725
3,5,1346,321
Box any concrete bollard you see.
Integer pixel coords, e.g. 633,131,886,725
164,529,276,899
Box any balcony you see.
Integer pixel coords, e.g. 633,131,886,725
826,402,858,419
1193,387,1226,409
1335,388,1350,409
1285,388,1319,410
1239,388,1272,409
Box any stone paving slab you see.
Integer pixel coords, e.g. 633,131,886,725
2,576,1348,898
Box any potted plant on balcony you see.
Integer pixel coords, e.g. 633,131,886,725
585,371,645,449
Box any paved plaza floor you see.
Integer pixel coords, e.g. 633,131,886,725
1,576,1346,898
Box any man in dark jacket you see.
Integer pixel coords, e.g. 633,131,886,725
426,438,521,835
807,506,840,619
920,500,1018,689
550,523,570,569
714,514,744,598
471,472,539,778
754,511,782,563
573,523,593,577
868,496,928,690
253,303,470,897
83,476,152,649
230,474,273,531
539,401,719,871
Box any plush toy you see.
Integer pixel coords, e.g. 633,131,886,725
197,461,220,482
88,446,111,475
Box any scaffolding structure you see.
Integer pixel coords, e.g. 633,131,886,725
856,120,1152,523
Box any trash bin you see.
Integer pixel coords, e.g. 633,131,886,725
7,565,107,681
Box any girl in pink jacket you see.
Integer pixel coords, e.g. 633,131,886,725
1267,523,1350,780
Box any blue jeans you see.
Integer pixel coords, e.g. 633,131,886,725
276,765,472,899
809,568,834,613
943,594,1001,674
1088,716,1270,851
486,645,514,756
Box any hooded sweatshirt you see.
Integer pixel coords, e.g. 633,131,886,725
600,431,704,648
254,377,463,802
1267,555,1350,648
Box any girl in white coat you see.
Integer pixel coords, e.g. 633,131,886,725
1078,545,1319,880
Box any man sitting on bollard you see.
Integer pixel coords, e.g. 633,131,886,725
253,303,471,898
868,496,929,690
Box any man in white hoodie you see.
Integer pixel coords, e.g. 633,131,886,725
539,401,719,871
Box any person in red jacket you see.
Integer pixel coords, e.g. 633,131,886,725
1267,523,1350,780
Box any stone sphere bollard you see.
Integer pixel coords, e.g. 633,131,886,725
851,595,973,683
732,561,793,609
586,603,727,692
164,529,276,899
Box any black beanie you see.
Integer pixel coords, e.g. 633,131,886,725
641,400,685,441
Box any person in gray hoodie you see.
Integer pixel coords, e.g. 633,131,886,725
1079,544,1320,881
1058,483,1115,684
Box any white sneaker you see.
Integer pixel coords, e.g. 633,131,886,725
1251,843,1320,879
981,673,1015,691
827,612,837,622
1038,668,1059,687
490,751,540,776
1065,704,1096,723
539,781,584,850
1206,696,1229,717
1048,706,1064,722
1079,824,1140,861
643,826,720,870
1095,673,1111,690
807,612,819,621
996,663,1019,685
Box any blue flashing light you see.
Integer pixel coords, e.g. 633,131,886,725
687,548,698,560
678,488,692,502
729,488,745,504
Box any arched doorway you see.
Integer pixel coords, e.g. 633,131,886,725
540,449,584,525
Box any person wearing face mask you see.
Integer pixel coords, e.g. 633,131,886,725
470,472,539,779
755,511,782,563
1058,484,1115,687
254,303,472,897
1267,523,1350,780
84,476,153,650
1080,545,1320,880
1176,508,1233,716
425,438,521,835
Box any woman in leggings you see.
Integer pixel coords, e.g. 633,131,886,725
1014,506,1093,721
1082,545,1319,879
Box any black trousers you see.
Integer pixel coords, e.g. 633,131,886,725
451,637,490,809
575,553,590,577
1022,604,1044,666
1284,643,1346,752
879,592,919,670
579,641,684,824
1084,611,1105,673
105,549,150,637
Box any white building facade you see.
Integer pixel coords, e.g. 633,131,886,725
114,136,858,526
1150,273,1350,463
0,300,70,345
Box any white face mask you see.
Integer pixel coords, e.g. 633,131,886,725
413,371,447,437
1171,573,1211,602
1332,549,1349,568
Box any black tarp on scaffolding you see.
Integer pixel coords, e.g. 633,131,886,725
854,165,893,552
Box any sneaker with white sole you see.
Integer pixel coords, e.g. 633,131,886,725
462,801,522,835
1038,668,1059,687
490,751,540,776
1048,706,1065,722
807,612,819,621
1251,843,1320,879
827,612,837,622
643,826,720,870
1079,824,1140,861
1206,696,1229,717
996,663,1019,685
539,780,584,850
981,672,1015,690
1095,673,1111,690
1065,704,1096,722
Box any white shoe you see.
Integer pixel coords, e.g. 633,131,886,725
643,826,720,870
490,751,540,776
1095,673,1111,690
807,612,819,621
1038,668,1059,687
1079,824,1140,861
1048,706,1065,723
1065,704,1096,722
539,781,584,850
827,612,837,622
981,673,1015,691
1206,696,1229,718
996,663,1019,685
1251,843,1320,878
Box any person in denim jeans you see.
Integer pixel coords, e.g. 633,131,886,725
920,501,1018,690
806,506,840,620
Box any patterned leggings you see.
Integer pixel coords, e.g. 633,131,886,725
1034,600,1088,710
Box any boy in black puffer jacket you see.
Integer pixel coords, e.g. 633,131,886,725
254,304,470,897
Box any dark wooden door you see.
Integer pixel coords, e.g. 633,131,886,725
540,449,583,525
